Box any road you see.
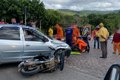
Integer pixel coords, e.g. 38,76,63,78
0,39,120,80
0,63,100,80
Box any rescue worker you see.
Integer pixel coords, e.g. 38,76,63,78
48,27,53,38
72,24,80,43
55,24,63,41
73,37,87,52
72,24,80,39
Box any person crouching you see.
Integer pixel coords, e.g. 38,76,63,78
73,37,87,52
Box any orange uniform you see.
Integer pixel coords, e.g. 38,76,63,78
55,24,63,40
73,37,87,51
113,32,120,54
113,42,120,54
72,26,80,43
72,26,80,38
92,30,97,38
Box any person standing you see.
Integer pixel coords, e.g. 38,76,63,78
27,20,33,27
19,20,24,25
72,24,80,45
11,18,17,24
96,23,109,58
48,27,53,38
0,19,5,24
72,24,80,39
92,26,100,49
55,24,63,41
65,26,73,47
82,26,90,51
112,27,120,55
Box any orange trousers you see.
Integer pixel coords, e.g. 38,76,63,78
74,39,87,51
113,42,120,54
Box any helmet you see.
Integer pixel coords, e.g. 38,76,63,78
99,23,104,27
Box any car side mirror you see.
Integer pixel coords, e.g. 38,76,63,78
104,64,120,80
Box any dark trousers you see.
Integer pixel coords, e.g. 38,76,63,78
66,36,72,47
83,37,90,48
100,41,108,58
94,37,100,49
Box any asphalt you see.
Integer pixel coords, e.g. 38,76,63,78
0,39,119,80
0,63,100,80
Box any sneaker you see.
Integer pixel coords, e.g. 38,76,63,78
113,52,116,54
100,57,107,58
100,56,104,58
82,50,86,53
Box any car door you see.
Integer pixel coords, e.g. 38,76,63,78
22,28,52,60
0,26,23,63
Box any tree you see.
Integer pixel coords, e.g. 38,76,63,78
0,0,46,24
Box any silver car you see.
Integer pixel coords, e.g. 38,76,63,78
0,24,71,64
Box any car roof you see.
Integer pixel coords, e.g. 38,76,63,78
0,24,35,30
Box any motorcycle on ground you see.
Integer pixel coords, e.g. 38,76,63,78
18,49,67,76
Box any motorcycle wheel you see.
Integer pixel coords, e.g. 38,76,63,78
59,52,65,71
54,50,65,71
19,65,40,76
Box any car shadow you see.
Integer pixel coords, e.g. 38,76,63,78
0,62,58,77
0,63,19,69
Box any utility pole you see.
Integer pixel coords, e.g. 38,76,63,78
40,20,42,31
24,6,27,25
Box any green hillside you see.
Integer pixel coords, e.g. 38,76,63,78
58,9,78,15
58,9,119,16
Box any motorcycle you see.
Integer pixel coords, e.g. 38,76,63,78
18,49,65,76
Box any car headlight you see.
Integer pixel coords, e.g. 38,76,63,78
57,44,70,48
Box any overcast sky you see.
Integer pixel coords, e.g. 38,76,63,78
41,0,120,11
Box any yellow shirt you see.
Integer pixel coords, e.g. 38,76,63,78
48,28,53,37
96,27,109,42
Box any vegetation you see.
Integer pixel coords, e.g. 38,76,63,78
0,0,120,34
0,0,45,21
58,9,120,34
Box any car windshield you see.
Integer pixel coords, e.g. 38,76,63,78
34,29,55,40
